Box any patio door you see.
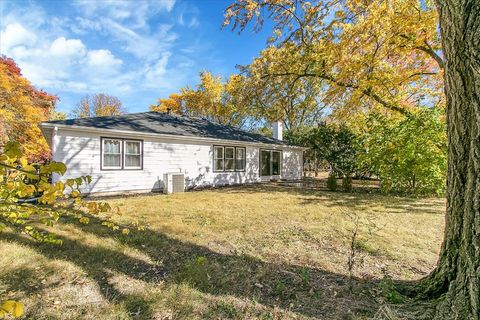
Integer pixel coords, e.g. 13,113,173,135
260,150,281,176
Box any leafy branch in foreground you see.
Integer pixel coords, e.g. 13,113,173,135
0,140,145,317
0,141,141,243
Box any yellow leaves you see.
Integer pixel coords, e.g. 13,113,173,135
79,217,90,224
156,71,253,128
0,300,23,318
86,202,98,214
0,59,55,161
150,93,184,114
122,228,130,235
41,161,67,175
3,142,22,159
226,0,442,117
1,140,137,245
16,184,35,198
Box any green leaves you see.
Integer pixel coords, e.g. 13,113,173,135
357,108,447,195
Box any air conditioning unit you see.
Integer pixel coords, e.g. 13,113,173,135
163,172,185,194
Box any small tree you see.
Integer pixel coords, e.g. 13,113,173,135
71,93,125,118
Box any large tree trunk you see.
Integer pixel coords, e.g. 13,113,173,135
426,1,480,318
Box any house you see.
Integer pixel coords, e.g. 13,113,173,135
40,112,305,195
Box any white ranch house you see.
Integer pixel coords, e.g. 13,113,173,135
40,112,305,195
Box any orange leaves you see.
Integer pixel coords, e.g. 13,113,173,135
150,93,184,114
0,57,57,162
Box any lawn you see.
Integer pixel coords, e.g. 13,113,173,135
0,185,445,319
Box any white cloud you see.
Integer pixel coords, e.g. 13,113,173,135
0,23,37,52
179,14,199,28
49,37,86,59
74,0,176,29
87,49,122,68
145,52,171,82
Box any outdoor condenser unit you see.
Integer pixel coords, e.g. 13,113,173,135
163,172,185,194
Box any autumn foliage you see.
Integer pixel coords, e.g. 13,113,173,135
0,56,57,162
151,71,257,130
71,93,126,118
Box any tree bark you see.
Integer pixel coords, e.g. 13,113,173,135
425,1,480,319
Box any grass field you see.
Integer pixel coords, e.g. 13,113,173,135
0,185,445,319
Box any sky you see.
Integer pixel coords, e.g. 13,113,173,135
0,0,272,115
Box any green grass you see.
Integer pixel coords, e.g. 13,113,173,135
0,185,445,319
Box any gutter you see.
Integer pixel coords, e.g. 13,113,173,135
40,123,308,151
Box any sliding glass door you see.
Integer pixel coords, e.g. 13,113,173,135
260,150,281,176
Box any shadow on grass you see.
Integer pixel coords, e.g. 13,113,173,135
214,184,445,215
1,214,384,319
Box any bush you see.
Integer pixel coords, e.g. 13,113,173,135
342,176,353,192
327,174,338,191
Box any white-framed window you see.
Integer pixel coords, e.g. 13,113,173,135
214,146,224,171
101,137,143,170
102,138,122,169
213,146,246,172
236,147,245,171
225,147,235,171
124,140,142,169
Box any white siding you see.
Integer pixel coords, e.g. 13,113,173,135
53,129,303,194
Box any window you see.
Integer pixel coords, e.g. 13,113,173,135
260,150,282,176
213,146,246,172
225,147,235,171
214,146,224,171
272,151,280,175
101,137,143,170
236,148,245,171
260,150,271,176
102,138,122,169
124,140,142,169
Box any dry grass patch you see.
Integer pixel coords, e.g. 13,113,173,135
0,185,445,319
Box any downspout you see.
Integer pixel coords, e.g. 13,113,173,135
51,126,59,183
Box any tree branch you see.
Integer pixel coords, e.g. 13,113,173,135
415,41,444,69
261,71,411,115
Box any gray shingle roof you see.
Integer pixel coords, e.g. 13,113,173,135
42,112,290,146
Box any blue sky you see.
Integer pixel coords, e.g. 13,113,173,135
0,0,272,114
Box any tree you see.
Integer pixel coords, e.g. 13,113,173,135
151,72,257,130
239,61,325,134
71,93,125,118
288,123,358,177
51,111,68,120
0,56,57,161
420,1,480,318
150,93,184,114
225,0,443,117
225,0,479,318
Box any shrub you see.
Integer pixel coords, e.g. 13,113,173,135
327,174,338,191
342,176,353,192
